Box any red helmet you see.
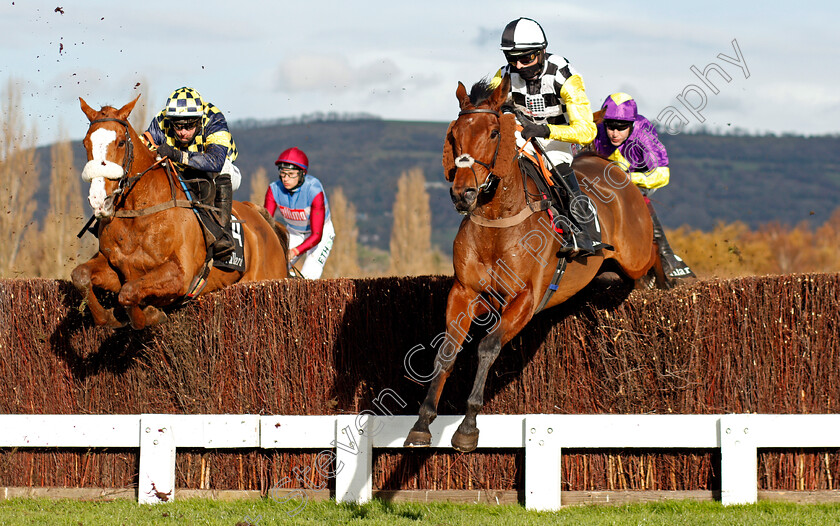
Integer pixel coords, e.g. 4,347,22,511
275,147,309,173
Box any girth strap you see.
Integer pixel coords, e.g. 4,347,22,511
469,199,550,228
535,257,568,313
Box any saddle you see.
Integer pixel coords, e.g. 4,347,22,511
178,173,244,272
517,153,612,256
518,156,576,237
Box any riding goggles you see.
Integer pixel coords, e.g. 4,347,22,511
278,163,302,178
505,49,540,66
170,118,201,131
604,120,633,131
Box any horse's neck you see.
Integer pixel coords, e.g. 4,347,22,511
124,151,180,208
482,167,529,219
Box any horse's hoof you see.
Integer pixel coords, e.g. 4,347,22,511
143,306,169,327
98,308,128,329
404,429,432,447
451,429,479,452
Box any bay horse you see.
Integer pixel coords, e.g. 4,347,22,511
71,95,289,330
404,76,656,452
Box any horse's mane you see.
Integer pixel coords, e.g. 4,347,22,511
469,78,495,106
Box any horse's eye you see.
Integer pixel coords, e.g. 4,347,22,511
490,129,500,139
117,139,126,147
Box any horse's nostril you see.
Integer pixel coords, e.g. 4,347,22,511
450,187,478,209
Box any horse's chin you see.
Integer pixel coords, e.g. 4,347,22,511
453,202,476,216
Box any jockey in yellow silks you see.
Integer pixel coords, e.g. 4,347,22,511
489,17,604,257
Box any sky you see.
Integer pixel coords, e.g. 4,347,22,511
2,1,839,147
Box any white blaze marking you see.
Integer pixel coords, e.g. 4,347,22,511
88,177,110,218
89,128,117,161
83,128,122,217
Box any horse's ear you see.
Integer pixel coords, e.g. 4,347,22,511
79,97,99,122
488,74,510,112
117,94,141,121
456,82,471,110
592,108,605,125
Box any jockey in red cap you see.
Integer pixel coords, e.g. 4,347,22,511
264,147,334,278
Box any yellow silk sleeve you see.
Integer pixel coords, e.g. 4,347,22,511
205,130,233,150
631,166,670,189
549,75,596,145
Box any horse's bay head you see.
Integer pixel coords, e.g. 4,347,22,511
445,76,514,214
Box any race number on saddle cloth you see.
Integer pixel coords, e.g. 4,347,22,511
264,147,334,279
144,87,243,271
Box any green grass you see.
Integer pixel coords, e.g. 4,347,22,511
2,498,840,525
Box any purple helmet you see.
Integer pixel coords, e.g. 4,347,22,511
601,92,638,123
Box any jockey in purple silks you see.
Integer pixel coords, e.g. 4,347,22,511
593,92,696,280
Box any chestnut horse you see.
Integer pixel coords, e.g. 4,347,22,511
71,95,289,330
404,76,656,452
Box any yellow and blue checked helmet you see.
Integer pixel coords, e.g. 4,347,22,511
164,87,204,119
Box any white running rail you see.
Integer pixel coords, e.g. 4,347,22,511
2,414,839,509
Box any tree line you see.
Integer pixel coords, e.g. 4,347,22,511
3,80,839,280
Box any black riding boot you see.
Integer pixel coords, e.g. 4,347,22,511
646,200,695,279
553,163,601,257
212,174,235,260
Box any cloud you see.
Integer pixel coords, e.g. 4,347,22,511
273,55,403,94
473,26,500,48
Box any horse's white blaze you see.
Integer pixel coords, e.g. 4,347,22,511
82,127,123,218
88,177,111,218
89,128,116,161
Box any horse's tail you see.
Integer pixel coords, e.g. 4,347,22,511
258,206,290,256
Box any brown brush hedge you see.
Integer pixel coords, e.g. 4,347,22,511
0,273,838,492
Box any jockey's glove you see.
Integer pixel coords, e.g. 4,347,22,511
156,143,187,164
520,122,551,140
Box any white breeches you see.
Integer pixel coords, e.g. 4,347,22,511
288,217,335,279
515,132,576,169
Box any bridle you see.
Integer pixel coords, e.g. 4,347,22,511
84,117,185,220
89,117,135,179
454,108,502,198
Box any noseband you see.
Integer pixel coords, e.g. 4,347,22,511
454,108,502,196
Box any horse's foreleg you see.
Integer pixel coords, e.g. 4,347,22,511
451,290,534,453
118,260,185,330
404,281,475,447
70,253,126,328
451,331,502,452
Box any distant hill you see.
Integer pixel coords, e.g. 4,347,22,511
34,120,840,255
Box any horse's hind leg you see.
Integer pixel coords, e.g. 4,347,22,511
71,253,126,328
